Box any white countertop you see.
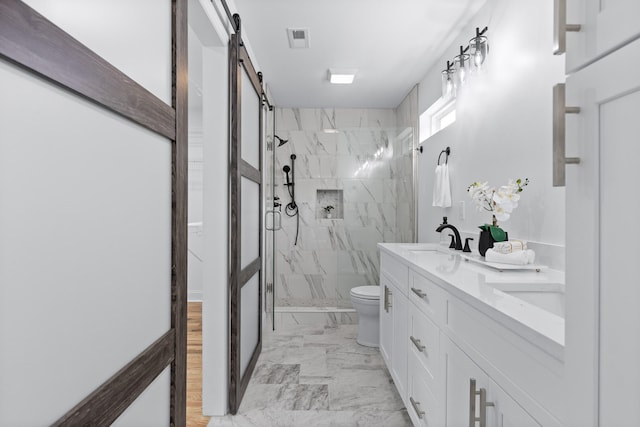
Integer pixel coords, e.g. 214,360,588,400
378,243,565,360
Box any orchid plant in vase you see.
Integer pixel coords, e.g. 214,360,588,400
467,178,529,245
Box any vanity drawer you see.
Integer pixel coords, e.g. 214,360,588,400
381,252,408,295
407,349,442,427
409,270,446,325
409,303,440,390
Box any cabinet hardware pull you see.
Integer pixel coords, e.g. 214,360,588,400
410,396,425,419
384,285,392,312
410,335,426,352
553,0,581,55
411,287,427,299
469,378,494,427
552,83,581,187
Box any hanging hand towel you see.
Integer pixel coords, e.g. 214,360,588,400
432,164,452,208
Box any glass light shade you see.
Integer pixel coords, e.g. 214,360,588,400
453,53,470,89
469,35,489,70
441,69,456,99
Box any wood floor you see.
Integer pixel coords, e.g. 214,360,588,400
187,302,210,427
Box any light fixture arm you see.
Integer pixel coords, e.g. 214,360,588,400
476,26,488,37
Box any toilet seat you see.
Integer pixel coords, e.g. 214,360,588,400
350,285,380,300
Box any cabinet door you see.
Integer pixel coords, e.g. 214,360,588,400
487,379,540,427
443,337,489,427
566,0,640,72
379,276,394,368
565,38,640,427
391,283,408,403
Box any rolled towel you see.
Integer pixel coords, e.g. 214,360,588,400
485,248,536,265
492,240,527,254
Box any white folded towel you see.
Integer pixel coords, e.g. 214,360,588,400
492,240,527,254
432,164,452,208
485,248,536,265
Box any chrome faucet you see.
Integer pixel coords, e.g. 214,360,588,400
436,217,462,250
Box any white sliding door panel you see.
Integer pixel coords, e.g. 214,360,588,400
241,177,260,269
240,274,260,378
0,59,171,425
112,367,171,427
22,0,172,104
241,67,260,169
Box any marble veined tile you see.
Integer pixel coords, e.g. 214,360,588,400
262,334,303,349
327,350,385,371
353,408,412,427
334,108,368,129
240,383,329,411
329,384,404,412
341,179,384,203
275,108,300,131
250,363,300,385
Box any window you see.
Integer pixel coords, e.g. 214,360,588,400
419,97,456,142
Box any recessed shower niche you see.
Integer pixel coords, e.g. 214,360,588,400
316,189,343,219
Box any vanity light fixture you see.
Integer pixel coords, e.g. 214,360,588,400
441,61,456,99
328,68,357,84
469,26,489,71
453,45,470,88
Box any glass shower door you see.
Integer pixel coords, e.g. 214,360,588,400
263,104,277,330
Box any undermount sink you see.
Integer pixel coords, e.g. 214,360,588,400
501,289,565,318
399,243,439,252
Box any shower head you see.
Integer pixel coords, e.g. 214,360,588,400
275,135,289,147
282,165,291,173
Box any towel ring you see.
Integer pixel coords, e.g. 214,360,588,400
437,147,451,165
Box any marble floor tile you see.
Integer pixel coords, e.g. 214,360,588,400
250,364,300,385
208,324,410,427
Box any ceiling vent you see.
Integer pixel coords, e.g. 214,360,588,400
287,28,310,49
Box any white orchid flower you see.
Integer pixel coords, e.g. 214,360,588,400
494,206,511,221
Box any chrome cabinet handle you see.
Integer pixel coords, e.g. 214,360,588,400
384,285,392,312
552,83,581,187
410,396,425,419
410,336,426,353
469,378,494,427
553,0,581,54
411,287,427,299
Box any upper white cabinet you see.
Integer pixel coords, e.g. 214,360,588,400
565,37,640,427
564,0,640,72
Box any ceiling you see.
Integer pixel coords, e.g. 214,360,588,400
232,0,486,109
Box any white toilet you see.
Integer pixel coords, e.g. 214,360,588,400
350,285,381,347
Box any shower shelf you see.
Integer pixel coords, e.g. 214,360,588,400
316,189,343,219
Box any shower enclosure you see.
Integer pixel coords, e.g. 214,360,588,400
264,106,417,329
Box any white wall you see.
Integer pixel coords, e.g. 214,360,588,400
189,0,231,416
0,2,172,425
417,0,565,253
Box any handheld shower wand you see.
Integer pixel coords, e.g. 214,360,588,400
282,154,299,245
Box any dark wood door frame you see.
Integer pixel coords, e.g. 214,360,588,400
228,21,268,413
0,0,188,425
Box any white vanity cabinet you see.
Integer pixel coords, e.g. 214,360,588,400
442,335,540,427
564,0,640,72
378,246,565,427
379,252,409,403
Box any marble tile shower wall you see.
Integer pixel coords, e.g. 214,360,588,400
274,108,407,311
